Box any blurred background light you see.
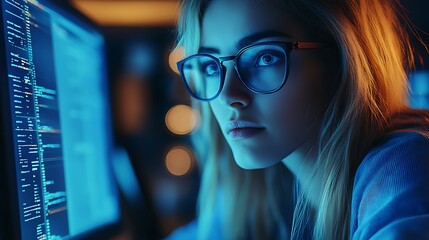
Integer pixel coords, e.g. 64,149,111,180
112,148,142,204
409,71,429,109
114,74,148,134
124,41,159,76
165,104,199,135
71,0,180,26
165,146,194,176
168,46,184,74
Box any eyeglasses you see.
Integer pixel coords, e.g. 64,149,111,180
176,41,332,101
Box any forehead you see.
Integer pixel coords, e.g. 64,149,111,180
201,0,314,52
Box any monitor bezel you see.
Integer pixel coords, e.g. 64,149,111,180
0,1,122,239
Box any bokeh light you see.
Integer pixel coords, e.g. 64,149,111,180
165,146,194,176
71,1,180,26
168,46,184,74
165,104,199,135
409,71,429,109
114,74,148,134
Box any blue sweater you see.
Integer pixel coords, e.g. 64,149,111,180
350,131,429,239
167,132,429,239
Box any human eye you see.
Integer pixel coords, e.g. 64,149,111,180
255,50,283,67
201,61,219,77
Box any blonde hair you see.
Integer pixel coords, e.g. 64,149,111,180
177,1,293,239
176,0,429,239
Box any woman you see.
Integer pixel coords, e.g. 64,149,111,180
173,0,429,239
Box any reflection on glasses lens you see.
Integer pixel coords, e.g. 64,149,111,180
237,45,286,92
182,55,222,100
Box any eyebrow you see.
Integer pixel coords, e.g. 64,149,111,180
198,30,292,54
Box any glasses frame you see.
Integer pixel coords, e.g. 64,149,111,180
176,41,332,102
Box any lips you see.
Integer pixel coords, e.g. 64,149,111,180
225,120,265,140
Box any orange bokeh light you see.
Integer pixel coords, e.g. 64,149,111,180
165,104,199,135
165,146,193,176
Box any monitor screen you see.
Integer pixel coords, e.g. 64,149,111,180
0,0,121,239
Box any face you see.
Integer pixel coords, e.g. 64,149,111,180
200,0,338,169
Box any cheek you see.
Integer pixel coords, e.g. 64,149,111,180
268,96,314,147
209,101,226,128
209,101,220,117
286,54,333,113
269,59,333,141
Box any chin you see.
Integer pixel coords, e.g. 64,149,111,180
232,151,278,170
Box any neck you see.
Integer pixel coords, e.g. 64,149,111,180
281,139,320,207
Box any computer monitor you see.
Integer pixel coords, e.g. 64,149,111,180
0,0,121,239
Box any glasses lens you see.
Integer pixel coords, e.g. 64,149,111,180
237,44,287,92
182,55,221,100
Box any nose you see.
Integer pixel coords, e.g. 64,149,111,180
217,62,251,108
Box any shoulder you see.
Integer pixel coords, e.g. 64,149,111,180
355,131,429,179
354,131,429,187
350,131,429,240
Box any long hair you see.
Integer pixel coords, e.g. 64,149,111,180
176,0,429,239
177,1,293,239
272,1,428,239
